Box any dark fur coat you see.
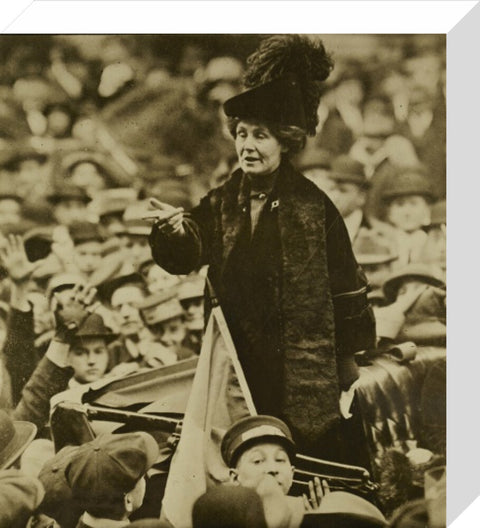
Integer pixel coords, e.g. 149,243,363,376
150,159,375,446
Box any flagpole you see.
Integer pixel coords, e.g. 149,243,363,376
206,278,257,417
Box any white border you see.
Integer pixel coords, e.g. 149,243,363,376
1,1,479,526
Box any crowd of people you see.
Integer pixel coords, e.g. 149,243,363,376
0,34,445,527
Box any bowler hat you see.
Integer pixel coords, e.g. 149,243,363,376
382,263,446,302
68,221,104,245
71,313,118,344
381,169,434,203
221,415,296,468
224,76,308,132
65,432,159,513
139,289,184,326
0,410,37,470
46,184,91,205
96,272,146,304
300,491,387,527
330,155,370,189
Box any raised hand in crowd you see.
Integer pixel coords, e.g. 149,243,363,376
302,477,330,512
0,234,42,311
53,282,99,343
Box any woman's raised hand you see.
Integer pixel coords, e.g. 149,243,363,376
145,198,185,236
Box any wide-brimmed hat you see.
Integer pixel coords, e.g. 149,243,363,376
221,415,296,468
178,276,205,302
381,168,434,203
223,35,333,137
0,410,37,470
382,263,446,302
329,155,370,189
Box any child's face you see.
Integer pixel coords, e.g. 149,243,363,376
68,336,109,384
74,241,103,275
387,195,430,233
328,181,366,218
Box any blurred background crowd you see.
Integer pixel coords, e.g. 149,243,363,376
0,34,446,527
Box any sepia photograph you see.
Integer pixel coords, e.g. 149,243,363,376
0,31,446,528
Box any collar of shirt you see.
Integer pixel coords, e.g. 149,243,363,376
248,168,279,199
82,512,130,528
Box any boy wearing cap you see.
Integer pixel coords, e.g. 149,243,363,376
380,168,434,267
65,432,159,528
221,415,386,528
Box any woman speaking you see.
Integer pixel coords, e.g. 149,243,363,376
148,35,375,463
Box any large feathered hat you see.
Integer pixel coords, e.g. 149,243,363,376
223,35,333,136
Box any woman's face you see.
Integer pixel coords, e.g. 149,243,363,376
235,121,285,177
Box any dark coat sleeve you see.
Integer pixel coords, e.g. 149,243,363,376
324,196,376,360
2,307,38,406
13,356,73,430
148,194,215,275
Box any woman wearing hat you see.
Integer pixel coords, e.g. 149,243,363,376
148,36,375,463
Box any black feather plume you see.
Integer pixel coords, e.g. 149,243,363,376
243,35,334,135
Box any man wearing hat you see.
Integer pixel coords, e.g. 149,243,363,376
177,274,205,354
66,313,118,387
138,288,195,366
12,283,100,430
65,432,159,528
119,200,157,274
47,184,92,227
67,221,105,280
148,35,376,464
97,272,151,367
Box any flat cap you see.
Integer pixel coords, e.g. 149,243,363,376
139,289,184,326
